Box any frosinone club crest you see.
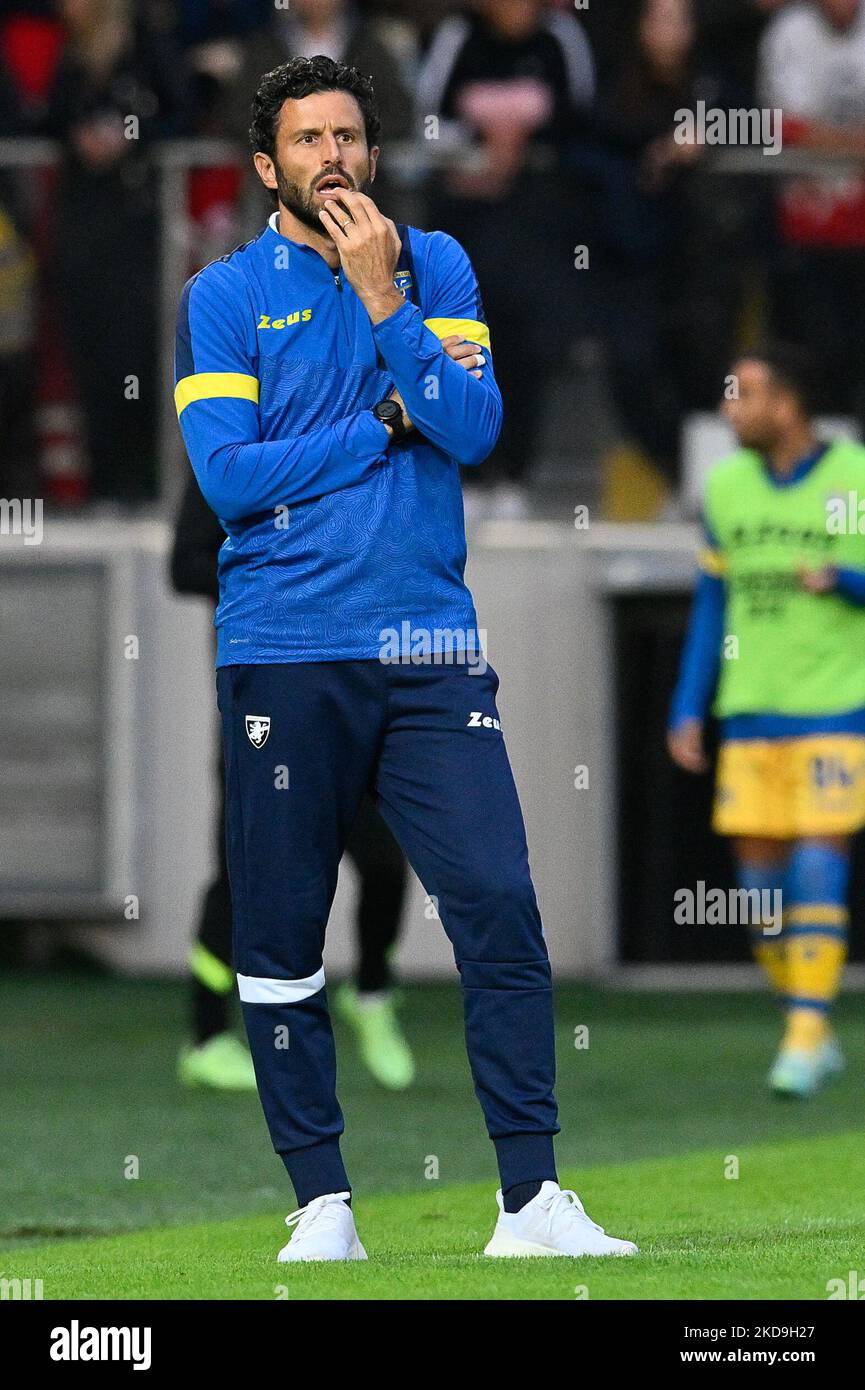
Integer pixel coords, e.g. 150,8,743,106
245,715,270,748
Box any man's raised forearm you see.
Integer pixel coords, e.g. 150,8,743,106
371,299,503,466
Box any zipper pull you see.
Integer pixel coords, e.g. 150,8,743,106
334,272,342,292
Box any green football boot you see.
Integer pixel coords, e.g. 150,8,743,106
178,1033,257,1091
334,982,415,1091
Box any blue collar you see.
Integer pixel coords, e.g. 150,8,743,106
265,212,342,278
761,441,829,488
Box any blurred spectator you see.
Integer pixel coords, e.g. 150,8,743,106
759,0,865,427
177,0,271,136
45,0,187,504
217,0,416,233
694,0,788,100
584,0,759,511
583,0,697,500
418,0,594,519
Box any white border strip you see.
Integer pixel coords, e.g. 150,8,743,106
237,966,325,1004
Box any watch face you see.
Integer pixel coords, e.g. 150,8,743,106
376,400,400,420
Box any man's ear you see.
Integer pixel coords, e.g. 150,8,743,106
253,151,278,191
368,146,380,184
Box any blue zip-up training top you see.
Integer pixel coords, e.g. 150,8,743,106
174,212,502,666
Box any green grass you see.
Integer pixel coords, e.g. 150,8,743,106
2,974,864,1298
4,1135,864,1299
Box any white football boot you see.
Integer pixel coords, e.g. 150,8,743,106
277,1192,367,1263
484,1181,638,1258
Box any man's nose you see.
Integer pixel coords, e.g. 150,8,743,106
319,134,342,165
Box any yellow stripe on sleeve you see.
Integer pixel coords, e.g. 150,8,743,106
423,317,491,350
698,546,727,577
784,904,849,927
174,372,260,417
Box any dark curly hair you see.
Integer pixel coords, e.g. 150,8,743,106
737,342,820,419
249,55,382,159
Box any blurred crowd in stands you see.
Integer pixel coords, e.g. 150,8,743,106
1,0,865,518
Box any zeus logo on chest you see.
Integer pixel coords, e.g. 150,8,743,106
257,310,313,330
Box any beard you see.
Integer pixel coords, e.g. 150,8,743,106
735,425,775,452
273,160,373,231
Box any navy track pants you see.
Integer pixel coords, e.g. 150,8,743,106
217,658,559,1203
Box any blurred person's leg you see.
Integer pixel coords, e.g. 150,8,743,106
335,795,414,1089
179,750,256,1090
345,795,408,993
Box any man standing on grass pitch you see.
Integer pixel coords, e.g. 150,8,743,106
174,55,637,1263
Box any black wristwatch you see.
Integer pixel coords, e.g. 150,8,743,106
372,398,409,441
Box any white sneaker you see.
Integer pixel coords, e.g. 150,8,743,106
484,1181,638,1258
277,1191,367,1263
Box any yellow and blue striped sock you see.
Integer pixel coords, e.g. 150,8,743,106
741,862,788,997
782,843,849,1052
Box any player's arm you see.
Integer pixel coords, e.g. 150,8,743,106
834,568,865,603
800,565,865,603
175,266,391,523
667,525,727,774
369,230,503,467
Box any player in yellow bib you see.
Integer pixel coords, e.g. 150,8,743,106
669,345,865,1097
